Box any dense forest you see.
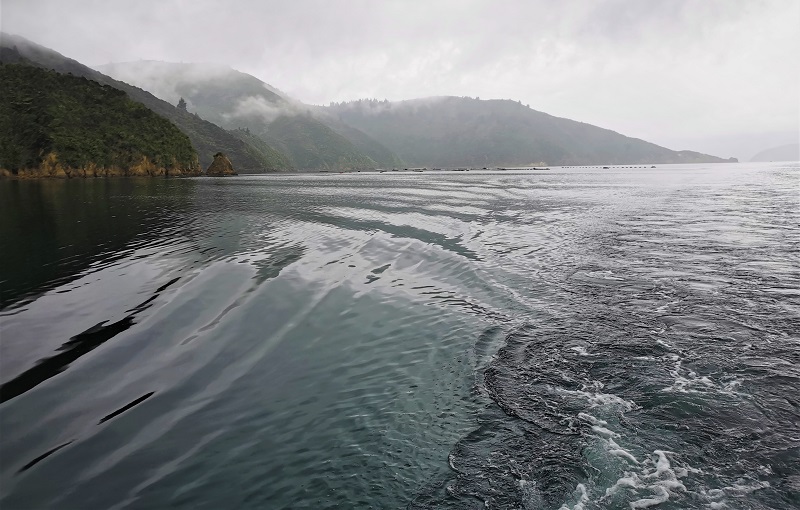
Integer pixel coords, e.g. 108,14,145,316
229,127,293,170
0,64,200,177
0,34,279,172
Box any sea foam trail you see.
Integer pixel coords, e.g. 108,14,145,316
2,165,798,509
425,165,799,509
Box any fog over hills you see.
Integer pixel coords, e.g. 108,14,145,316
0,32,742,172
750,143,800,163
0,33,281,172
0,64,200,177
97,60,732,169
96,61,402,170
4,1,797,162
326,97,735,167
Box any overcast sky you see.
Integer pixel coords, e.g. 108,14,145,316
3,0,798,160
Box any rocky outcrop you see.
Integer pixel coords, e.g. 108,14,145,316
0,153,202,179
206,152,237,176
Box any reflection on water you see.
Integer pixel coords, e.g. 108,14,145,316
0,164,798,509
0,178,196,309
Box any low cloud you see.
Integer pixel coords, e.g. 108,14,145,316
95,61,235,105
331,96,450,116
6,0,798,159
224,95,298,125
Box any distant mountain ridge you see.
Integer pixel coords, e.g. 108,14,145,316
2,33,735,172
325,97,736,167
96,61,403,170
95,61,732,169
750,143,799,162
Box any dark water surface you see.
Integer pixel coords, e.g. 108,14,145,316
1,164,798,509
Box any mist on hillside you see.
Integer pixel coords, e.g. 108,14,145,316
96,61,302,128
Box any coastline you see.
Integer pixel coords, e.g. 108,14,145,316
0,155,202,179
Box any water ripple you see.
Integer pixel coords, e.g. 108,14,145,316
1,163,798,509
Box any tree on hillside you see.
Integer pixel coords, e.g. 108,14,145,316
177,97,187,110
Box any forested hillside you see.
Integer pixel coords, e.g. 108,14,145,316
0,64,199,177
96,61,403,170
327,97,736,167
0,34,280,172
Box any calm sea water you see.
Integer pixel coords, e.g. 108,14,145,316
0,163,798,509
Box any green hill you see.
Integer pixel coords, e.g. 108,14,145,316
327,97,736,167
2,34,733,172
229,127,292,171
0,64,199,177
312,113,404,169
0,33,279,172
95,61,402,170
260,114,377,170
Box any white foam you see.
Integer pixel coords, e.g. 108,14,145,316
649,450,672,477
558,483,589,510
602,450,691,509
592,425,619,438
578,412,607,426
570,345,593,356
607,439,639,464
586,391,636,410
519,478,545,509
608,475,639,494
661,359,746,397
757,464,773,475
722,379,742,392
608,448,640,464
585,270,624,281
656,339,674,349
630,486,670,508
696,479,770,509
725,479,771,493
555,383,637,411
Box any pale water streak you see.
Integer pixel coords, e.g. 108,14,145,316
0,163,798,509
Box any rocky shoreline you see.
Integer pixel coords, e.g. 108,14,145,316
0,153,222,179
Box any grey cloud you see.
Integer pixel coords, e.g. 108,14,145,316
95,61,236,105
2,0,798,160
224,95,298,125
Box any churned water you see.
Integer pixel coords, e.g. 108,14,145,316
0,163,798,509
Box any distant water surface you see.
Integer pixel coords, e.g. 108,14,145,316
0,163,798,509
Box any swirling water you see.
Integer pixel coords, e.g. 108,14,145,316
0,163,798,509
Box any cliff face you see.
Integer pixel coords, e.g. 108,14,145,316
1,153,202,179
206,152,237,176
0,64,201,178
